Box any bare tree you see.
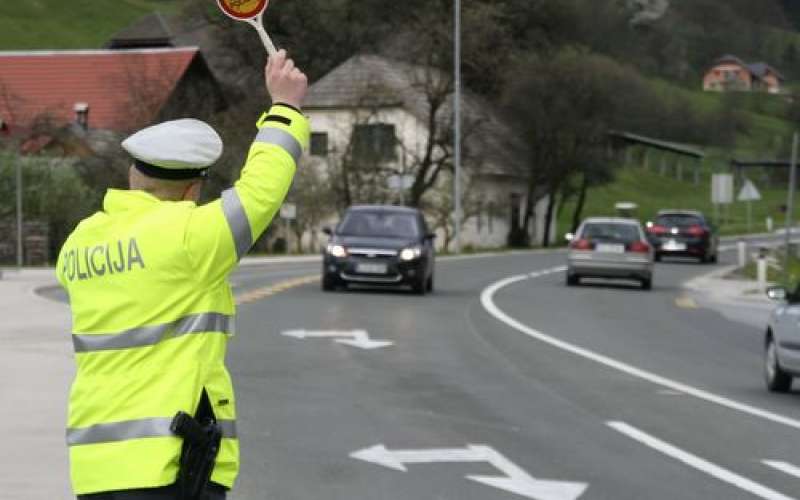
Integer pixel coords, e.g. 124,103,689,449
286,158,337,252
116,55,192,132
420,171,482,251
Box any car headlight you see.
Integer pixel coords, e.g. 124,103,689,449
399,246,422,261
326,244,348,258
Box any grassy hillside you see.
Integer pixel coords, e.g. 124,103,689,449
649,78,795,153
558,69,799,239
0,0,180,50
558,166,793,238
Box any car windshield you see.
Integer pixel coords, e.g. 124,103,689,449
338,211,420,238
655,214,703,227
581,223,640,242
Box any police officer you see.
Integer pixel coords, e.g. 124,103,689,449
56,50,309,499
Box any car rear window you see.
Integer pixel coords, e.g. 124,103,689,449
655,214,703,227
581,223,641,242
339,212,420,238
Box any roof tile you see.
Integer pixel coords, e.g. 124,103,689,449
0,48,198,132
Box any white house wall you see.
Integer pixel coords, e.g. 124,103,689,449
301,107,553,251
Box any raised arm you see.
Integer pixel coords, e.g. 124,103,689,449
186,51,310,281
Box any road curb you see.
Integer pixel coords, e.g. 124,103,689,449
682,265,773,310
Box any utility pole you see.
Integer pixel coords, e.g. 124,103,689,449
453,0,462,253
784,132,799,285
16,155,23,269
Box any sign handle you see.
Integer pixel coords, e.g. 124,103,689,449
248,14,277,56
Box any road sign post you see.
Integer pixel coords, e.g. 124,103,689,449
280,203,296,253
16,155,23,269
784,132,799,285
737,178,761,232
738,240,747,268
711,173,734,226
758,253,768,292
453,0,462,254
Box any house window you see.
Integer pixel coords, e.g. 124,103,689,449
310,132,328,156
352,123,397,161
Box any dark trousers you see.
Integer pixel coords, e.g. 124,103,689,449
77,482,226,500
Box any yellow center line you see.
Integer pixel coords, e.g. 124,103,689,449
675,295,698,309
235,274,320,305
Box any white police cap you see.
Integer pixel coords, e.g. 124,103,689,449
122,119,223,180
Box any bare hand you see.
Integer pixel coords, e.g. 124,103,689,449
265,50,308,110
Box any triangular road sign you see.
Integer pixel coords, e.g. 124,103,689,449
738,179,761,202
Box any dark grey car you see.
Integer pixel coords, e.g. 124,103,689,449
322,205,435,294
645,210,719,263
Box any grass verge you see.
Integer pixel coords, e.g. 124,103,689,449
558,166,794,238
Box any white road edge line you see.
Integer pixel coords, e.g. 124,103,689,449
480,268,800,431
608,421,796,500
763,460,800,480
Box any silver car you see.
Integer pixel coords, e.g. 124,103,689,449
566,217,655,290
764,286,800,392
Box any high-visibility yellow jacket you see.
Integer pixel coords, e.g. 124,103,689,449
56,104,309,495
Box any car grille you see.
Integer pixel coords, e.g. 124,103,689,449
347,248,398,257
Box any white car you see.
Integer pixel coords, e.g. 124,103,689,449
764,286,800,392
566,217,655,290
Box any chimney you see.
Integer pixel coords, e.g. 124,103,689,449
74,102,89,131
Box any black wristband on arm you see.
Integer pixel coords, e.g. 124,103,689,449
273,102,302,114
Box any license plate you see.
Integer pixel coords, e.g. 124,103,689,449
595,244,625,254
356,262,388,274
663,240,687,251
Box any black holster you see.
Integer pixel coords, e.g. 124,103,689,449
171,393,222,500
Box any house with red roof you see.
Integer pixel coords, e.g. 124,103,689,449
703,55,785,94
0,46,225,137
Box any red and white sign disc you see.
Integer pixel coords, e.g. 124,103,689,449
217,0,269,20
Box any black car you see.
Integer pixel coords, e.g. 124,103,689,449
322,205,436,294
645,210,719,263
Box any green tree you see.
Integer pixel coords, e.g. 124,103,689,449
0,153,95,261
502,49,652,246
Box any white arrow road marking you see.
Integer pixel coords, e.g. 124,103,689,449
763,460,800,480
350,444,588,500
609,422,797,500
281,329,393,350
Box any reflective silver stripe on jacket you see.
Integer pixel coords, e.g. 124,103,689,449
67,417,238,446
72,312,232,353
221,188,252,260
255,127,302,164
218,419,237,439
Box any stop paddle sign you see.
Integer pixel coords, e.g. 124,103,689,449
216,0,277,55
217,0,269,20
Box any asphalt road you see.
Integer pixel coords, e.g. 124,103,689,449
224,244,800,500
38,240,800,499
